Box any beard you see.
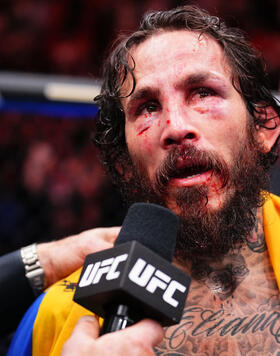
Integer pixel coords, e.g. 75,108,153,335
117,125,270,263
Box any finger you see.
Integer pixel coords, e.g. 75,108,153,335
101,226,121,242
117,319,164,347
71,315,100,340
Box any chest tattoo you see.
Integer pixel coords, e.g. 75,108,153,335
191,254,249,300
154,217,280,355
155,294,280,355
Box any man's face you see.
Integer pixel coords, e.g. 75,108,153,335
122,30,251,214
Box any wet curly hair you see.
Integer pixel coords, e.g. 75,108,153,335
93,5,280,186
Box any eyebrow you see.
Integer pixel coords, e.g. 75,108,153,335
125,87,160,114
124,71,226,113
178,72,224,88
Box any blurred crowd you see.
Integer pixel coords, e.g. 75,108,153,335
0,112,126,256
0,0,279,88
0,0,279,254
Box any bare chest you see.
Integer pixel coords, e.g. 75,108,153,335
155,250,280,355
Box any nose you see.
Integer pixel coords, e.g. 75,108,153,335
160,107,200,149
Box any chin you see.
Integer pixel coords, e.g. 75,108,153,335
165,183,230,218
203,194,227,213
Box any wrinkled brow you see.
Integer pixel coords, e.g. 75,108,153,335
124,71,226,113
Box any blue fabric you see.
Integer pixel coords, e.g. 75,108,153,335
7,292,46,356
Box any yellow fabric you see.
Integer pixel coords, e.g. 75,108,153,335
263,193,280,292
33,194,280,356
33,269,91,356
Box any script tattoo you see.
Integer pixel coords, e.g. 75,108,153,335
155,295,280,355
191,254,249,300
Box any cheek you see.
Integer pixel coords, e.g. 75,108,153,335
139,132,154,156
126,119,160,160
192,97,225,118
193,100,247,160
137,118,161,154
135,113,159,136
193,99,244,139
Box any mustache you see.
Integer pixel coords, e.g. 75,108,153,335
154,143,230,193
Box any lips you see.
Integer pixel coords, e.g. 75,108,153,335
155,144,228,192
172,156,213,180
172,164,210,179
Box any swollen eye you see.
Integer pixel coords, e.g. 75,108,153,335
197,88,216,98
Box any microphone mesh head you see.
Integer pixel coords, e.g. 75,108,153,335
115,203,179,262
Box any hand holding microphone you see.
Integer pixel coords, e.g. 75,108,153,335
61,316,164,356
74,203,191,333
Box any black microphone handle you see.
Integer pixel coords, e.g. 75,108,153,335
100,304,140,335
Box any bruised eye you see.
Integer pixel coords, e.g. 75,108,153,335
194,87,217,98
136,101,160,116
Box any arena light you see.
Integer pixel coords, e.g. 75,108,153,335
44,82,99,103
0,71,101,117
0,71,101,103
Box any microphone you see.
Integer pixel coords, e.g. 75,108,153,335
73,203,191,334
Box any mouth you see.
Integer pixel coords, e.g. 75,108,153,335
169,159,213,187
172,163,211,179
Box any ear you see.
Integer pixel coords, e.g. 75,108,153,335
255,106,280,153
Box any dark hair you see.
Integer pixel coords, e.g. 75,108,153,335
94,5,280,184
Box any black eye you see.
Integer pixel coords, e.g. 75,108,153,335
196,87,216,98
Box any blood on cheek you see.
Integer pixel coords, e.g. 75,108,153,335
137,125,150,136
135,114,159,156
136,113,158,136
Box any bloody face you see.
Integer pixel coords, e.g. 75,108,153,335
120,30,269,260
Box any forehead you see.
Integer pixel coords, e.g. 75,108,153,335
122,30,232,98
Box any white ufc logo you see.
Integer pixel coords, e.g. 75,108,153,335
128,258,186,307
79,254,128,287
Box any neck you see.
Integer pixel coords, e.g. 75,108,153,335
175,208,265,300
